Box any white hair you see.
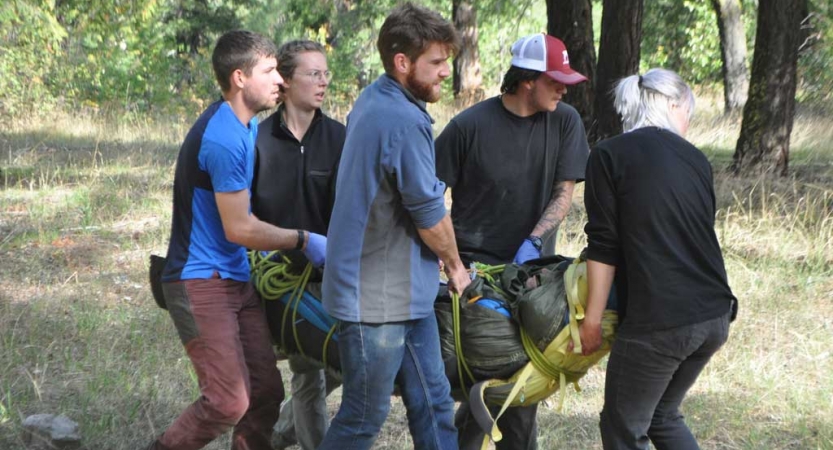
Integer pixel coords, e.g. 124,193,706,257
613,68,695,135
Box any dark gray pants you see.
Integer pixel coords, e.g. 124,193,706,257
272,355,340,450
455,401,538,450
600,313,731,450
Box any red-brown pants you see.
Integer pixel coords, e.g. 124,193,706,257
158,277,283,450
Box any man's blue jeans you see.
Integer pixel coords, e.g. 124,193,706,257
600,312,731,450
317,316,457,450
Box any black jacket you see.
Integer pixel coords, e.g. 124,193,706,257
584,127,735,335
252,105,346,235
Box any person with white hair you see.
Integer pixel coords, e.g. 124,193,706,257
579,68,737,450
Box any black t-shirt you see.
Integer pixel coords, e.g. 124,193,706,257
584,127,735,334
435,97,589,264
251,105,345,235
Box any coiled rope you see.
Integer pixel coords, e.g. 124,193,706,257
249,251,337,368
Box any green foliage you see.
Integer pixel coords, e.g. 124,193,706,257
2,0,832,116
798,0,833,104
0,0,270,116
261,0,448,104
0,0,67,115
476,0,547,89
53,0,169,110
641,1,725,84
257,0,547,102
0,0,549,115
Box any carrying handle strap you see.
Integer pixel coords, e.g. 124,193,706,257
563,261,587,354
469,363,536,449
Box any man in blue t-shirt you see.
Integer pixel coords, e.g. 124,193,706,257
147,30,325,450
317,4,470,450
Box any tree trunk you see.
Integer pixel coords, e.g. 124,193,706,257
593,0,643,142
732,0,807,176
453,0,483,105
711,0,749,112
174,0,211,57
547,0,596,136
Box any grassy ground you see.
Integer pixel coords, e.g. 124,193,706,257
1,99,832,449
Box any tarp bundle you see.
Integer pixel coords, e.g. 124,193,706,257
460,256,618,448
436,256,576,389
435,275,528,383
251,250,618,446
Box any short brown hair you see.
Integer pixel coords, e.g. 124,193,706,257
377,2,460,75
212,30,278,92
277,40,326,80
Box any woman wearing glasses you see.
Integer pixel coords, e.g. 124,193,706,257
251,40,345,450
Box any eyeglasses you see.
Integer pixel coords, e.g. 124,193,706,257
303,70,333,83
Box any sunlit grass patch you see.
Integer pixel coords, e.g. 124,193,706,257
0,104,831,449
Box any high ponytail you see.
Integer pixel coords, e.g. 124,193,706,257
613,68,694,135
613,74,644,132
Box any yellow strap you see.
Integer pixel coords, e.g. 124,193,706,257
475,362,537,449
564,263,583,354
557,372,567,411
574,261,587,320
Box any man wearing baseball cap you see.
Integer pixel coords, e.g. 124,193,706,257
435,33,590,449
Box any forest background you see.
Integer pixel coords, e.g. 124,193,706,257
2,0,831,121
1,0,832,449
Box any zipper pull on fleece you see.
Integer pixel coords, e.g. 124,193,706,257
300,145,305,154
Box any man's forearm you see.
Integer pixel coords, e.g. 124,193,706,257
228,217,302,251
417,214,465,271
530,180,575,237
216,190,306,251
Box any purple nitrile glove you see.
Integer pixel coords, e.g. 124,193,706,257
302,232,327,267
512,239,541,264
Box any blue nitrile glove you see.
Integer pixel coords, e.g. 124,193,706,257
302,232,327,267
513,238,541,264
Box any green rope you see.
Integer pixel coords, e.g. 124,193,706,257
452,291,476,399
322,323,338,370
248,250,316,357
451,262,509,397
287,263,313,356
473,263,507,298
519,327,582,381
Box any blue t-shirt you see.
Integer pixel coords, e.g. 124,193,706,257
162,100,258,282
322,75,448,323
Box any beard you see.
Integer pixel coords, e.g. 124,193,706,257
405,69,441,103
244,86,279,114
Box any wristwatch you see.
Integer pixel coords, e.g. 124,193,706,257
527,235,543,252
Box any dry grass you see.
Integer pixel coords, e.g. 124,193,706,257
1,100,831,449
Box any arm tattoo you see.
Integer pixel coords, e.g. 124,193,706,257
531,180,576,237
